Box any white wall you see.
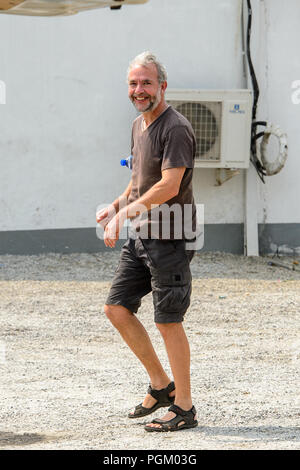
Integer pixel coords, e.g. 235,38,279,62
254,0,300,225
0,0,299,234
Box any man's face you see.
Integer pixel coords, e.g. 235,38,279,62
128,63,165,113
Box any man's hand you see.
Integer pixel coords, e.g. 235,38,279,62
96,205,116,229
104,210,127,248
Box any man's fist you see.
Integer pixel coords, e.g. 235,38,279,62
96,205,116,228
104,210,127,248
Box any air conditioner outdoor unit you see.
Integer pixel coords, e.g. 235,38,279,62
166,89,253,169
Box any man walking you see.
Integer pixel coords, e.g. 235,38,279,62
96,51,198,432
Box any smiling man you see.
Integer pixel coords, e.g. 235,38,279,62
96,51,198,432
129,64,163,114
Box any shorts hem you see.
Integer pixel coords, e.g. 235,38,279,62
154,313,185,324
105,300,140,314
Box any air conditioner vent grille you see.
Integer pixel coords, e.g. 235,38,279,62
168,100,222,161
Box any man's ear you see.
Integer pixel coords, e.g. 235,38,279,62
161,81,168,93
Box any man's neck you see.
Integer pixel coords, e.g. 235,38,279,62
142,100,168,128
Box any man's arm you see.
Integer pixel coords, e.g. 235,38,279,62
125,167,185,218
104,167,185,247
112,179,132,213
96,179,132,227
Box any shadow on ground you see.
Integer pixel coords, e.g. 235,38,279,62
0,431,47,448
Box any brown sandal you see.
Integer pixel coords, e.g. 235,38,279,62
128,382,175,419
144,404,198,432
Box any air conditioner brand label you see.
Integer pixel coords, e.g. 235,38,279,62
230,104,245,114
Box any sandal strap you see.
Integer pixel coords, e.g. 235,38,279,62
168,404,197,418
150,405,197,430
147,381,175,402
166,381,176,393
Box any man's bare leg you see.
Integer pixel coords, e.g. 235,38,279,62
145,322,197,429
104,304,175,408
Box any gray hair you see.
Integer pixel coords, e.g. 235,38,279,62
127,51,168,84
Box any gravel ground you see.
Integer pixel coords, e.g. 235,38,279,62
0,250,300,450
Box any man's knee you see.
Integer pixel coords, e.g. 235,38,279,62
104,304,133,327
155,321,182,337
104,304,113,318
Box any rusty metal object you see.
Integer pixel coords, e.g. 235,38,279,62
0,0,24,11
0,0,148,16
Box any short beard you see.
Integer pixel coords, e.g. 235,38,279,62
132,87,162,113
148,87,161,112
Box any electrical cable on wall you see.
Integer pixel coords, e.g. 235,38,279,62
245,0,288,182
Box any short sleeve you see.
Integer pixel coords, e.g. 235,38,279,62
130,129,134,154
161,125,195,171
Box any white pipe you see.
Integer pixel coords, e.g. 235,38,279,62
242,0,259,257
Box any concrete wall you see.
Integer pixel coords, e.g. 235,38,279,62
249,0,300,254
256,0,300,225
0,0,299,254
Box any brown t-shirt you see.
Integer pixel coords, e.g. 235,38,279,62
128,106,197,240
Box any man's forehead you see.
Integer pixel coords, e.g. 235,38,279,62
128,63,158,81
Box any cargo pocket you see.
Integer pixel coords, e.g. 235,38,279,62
114,260,121,274
151,267,192,314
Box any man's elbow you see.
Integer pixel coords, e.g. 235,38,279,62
166,184,180,200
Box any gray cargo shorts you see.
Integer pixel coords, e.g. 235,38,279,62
105,237,194,323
